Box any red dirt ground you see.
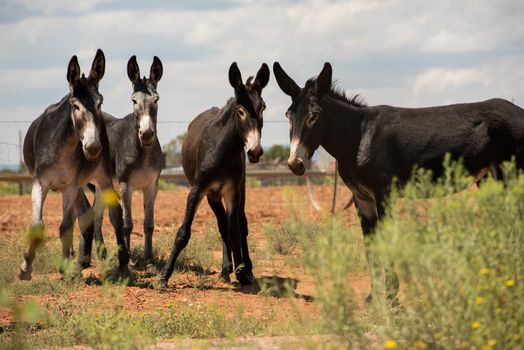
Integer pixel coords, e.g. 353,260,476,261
0,185,370,329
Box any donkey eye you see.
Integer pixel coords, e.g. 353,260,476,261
72,103,80,111
154,97,159,103
237,108,247,120
307,114,319,126
132,99,137,105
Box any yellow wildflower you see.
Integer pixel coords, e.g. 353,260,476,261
504,279,515,287
471,321,481,329
384,340,398,349
101,189,120,207
488,339,497,346
415,340,428,349
475,296,484,305
479,268,490,276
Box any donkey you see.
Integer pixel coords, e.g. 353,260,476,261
76,56,163,267
20,49,129,280
273,62,524,305
160,62,270,286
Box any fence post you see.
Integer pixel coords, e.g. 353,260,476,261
331,161,338,214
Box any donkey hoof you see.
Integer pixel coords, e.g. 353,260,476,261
18,268,33,281
77,258,91,269
219,273,231,284
236,271,253,286
388,296,401,308
158,275,169,288
128,259,136,269
144,256,155,267
365,293,373,303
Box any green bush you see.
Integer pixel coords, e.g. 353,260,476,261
371,162,524,349
157,179,177,191
1,286,268,349
295,213,367,345
263,219,301,256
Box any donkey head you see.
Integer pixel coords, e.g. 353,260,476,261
228,62,270,163
273,62,332,175
127,56,163,147
67,49,106,161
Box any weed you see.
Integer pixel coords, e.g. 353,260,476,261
371,161,524,349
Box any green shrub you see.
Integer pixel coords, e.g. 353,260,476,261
157,179,177,191
371,162,524,349
176,226,220,274
245,177,262,188
298,214,364,340
1,286,268,349
263,219,301,256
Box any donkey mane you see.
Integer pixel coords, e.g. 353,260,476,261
306,78,366,107
245,76,255,91
213,97,236,125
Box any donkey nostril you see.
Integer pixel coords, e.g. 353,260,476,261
140,129,155,144
84,142,101,159
297,159,305,172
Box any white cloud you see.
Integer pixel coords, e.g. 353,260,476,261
413,68,488,94
4,0,112,15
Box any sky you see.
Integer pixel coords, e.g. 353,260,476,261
1,0,523,165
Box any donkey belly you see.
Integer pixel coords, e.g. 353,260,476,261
126,166,160,191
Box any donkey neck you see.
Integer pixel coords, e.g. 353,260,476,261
320,96,364,162
215,98,245,154
55,95,82,150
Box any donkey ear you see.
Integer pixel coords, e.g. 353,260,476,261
273,62,300,100
127,55,141,85
149,56,163,87
67,55,81,88
88,49,105,85
228,62,243,89
254,63,270,91
315,62,332,96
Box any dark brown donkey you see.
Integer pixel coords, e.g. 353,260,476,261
20,49,129,279
160,62,269,286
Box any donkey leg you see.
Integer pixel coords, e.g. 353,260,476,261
119,182,134,257
92,192,107,260
385,263,400,307
376,193,399,306
76,188,95,268
224,188,251,286
207,196,232,283
239,183,253,280
97,179,129,277
19,181,48,280
143,182,158,264
160,186,204,285
59,187,79,276
354,196,382,303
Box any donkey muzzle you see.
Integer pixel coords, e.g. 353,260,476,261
139,129,155,146
288,141,308,175
247,145,263,163
83,141,102,161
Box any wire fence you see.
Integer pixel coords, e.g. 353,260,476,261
0,120,288,124
0,142,21,164
0,119,288,164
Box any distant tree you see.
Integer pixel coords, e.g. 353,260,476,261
163,132,186,168
263,144,290,163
